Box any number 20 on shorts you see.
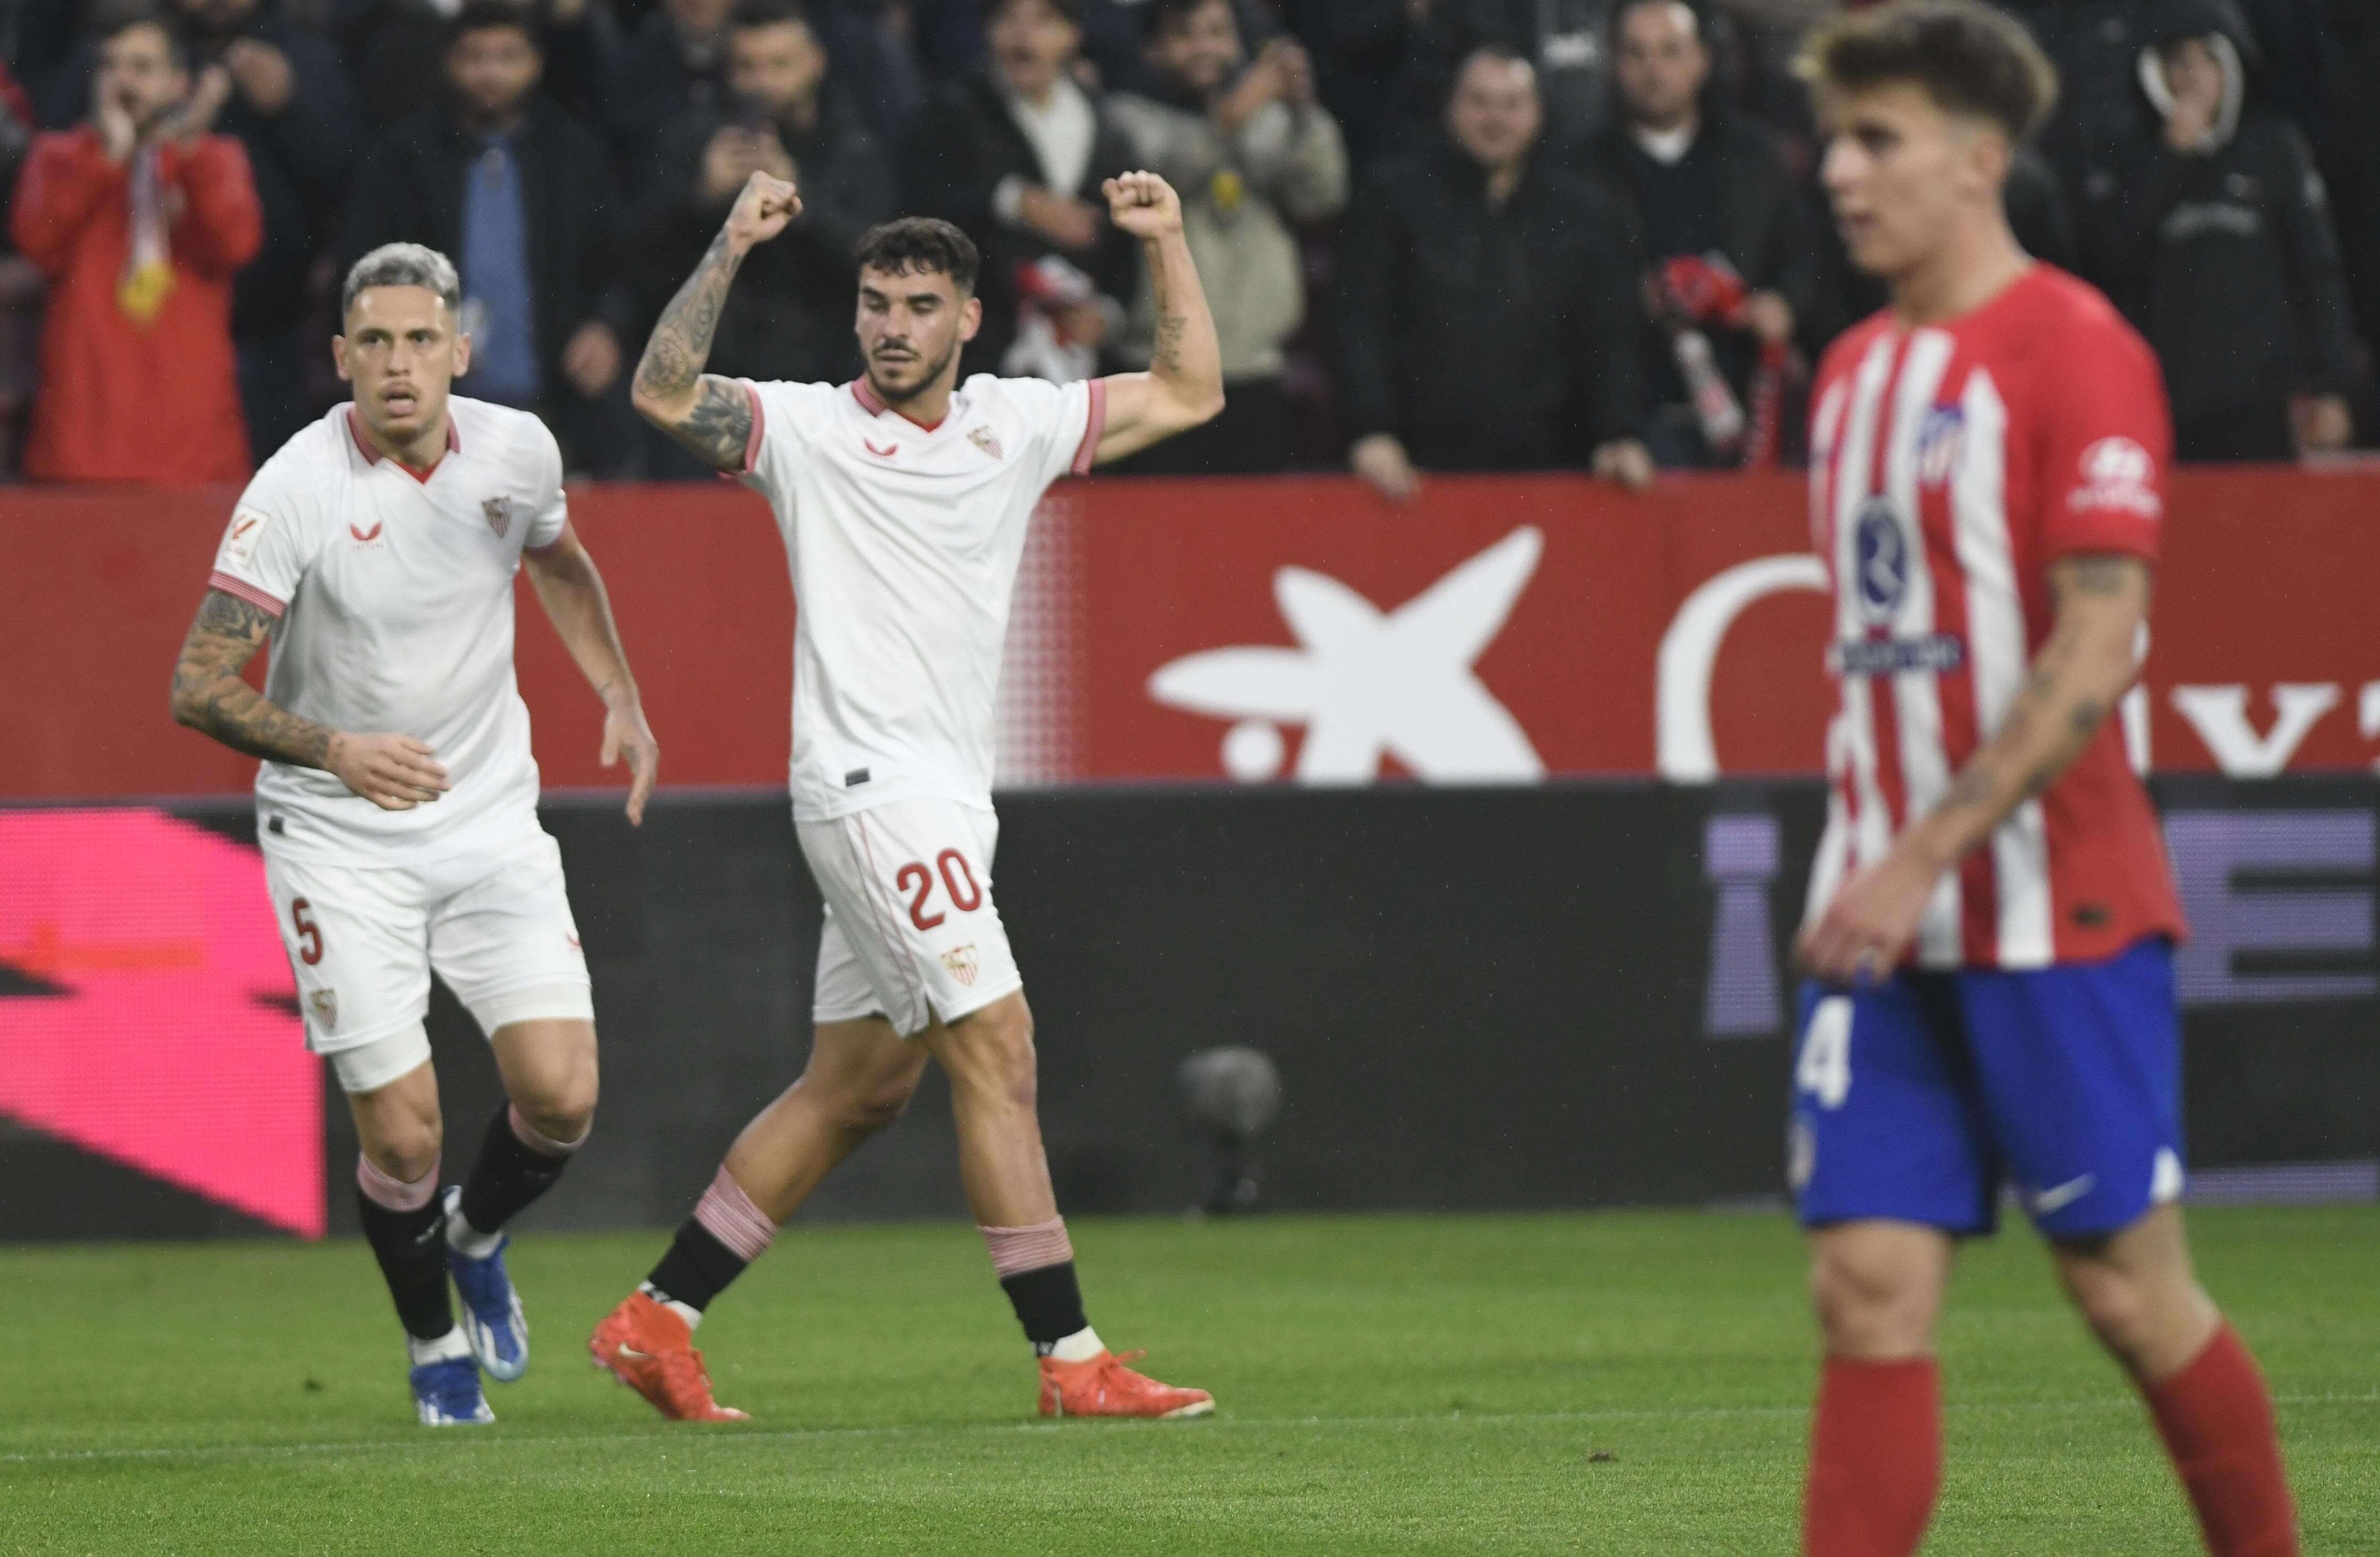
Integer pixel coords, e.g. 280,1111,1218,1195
1797,996,1853,1108
897,850,984,932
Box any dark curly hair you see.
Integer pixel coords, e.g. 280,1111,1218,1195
1797,0,2059,143
852,218,982,296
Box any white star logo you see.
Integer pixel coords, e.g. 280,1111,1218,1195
1147,527,1546,783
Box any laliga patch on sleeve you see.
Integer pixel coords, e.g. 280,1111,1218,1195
217,506,272,569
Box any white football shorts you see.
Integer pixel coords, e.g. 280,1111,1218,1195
798,799,1023,1038
262,829,593,1090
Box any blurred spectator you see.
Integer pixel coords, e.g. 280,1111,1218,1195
38,0,363,455
2081,0,2357,461
332,0,624,131
1583,0,1814,469
800,1,925,140
607,0,736,177
1336,46,1649,501
1279,0,1612,171
12,7,261,481
1107,0,1347,472
633,0,895,474
1,60,41,473
2317,0,2378,438
902,0,1136,381
341,1,637,471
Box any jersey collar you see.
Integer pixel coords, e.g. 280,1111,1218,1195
347,404,461,483
850,377,950,434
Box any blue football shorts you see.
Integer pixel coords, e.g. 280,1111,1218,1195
1788,936,2184,1241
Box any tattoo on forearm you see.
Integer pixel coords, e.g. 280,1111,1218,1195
170,591,335,768
635,228,741,407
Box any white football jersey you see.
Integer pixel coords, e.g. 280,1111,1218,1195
739,372,1104,822
206,398,569,863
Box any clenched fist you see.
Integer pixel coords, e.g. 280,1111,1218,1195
1102,171,1183,241
725,170,802,255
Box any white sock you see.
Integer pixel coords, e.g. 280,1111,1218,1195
638,1280,704,1331
1047,1324,1104,1364
407,1329,473,1368
445,1201,503,1260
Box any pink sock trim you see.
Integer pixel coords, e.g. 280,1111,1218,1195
356,1153,439,1213
980,1216,1072,1277
508,1104,588,1158
692,1166,776,1262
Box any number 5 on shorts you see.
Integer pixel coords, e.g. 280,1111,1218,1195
290,897,324,966
1797,996,1852,1108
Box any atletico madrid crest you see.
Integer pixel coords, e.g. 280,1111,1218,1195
483,495,515,539
308,987,339,1032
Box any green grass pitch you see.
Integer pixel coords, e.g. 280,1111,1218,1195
6,1207,2375,1553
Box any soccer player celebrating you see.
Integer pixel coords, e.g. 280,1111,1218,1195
171,244,659,1427
589,173,1222,1421
1787,6,2296,1554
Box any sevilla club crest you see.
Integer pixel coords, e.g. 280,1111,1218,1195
482,495,515,539
968,426,1004,461
308,987,339,1032
941,945,980,987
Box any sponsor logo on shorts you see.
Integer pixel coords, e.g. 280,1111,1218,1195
482,495,515,539
942,945,980,987
308,987,339,1032
2028,1173,2096,1215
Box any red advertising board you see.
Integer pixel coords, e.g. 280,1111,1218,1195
6,466,2377,799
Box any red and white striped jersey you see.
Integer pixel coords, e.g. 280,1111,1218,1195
1803,265,2186,970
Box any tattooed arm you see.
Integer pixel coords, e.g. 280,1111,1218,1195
631,170,801,471
170,590,452,810
1088,171,1225,465
1797,554,2152,981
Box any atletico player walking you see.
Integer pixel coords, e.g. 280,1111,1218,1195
1786,5,2297,1554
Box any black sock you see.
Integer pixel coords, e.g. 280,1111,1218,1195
1000,1261,1090,1354
644,1218,749,1313
356,1186,454,1342
458,1105,573,1236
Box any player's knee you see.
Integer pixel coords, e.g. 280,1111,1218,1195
363,1117,442,1184
2058,1256,2160,1360
946,1001,1038,1113
1809,1239,1937,1356
514,1076,595,1147
842,1072,923,1134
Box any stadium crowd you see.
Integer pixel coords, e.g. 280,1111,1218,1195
0,0,2370,488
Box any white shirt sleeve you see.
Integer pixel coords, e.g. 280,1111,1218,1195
208,451,324,617
738,379,840,502
523,421,569,551
1013,376,1108,487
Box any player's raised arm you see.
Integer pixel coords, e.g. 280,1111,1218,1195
630,169,802,471
522,527,660,825
1089,172,1226,465
169,589,451,810
1798,553,2152,982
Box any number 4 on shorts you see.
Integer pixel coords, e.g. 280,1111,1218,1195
1797,996,1853,1108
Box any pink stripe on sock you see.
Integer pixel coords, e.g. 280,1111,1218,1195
509,1104,588,1158
356,1153,439,1212
692,1166,776,1262
981,1217,1072,1277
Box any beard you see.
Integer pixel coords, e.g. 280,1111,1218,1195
869,335,960,404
